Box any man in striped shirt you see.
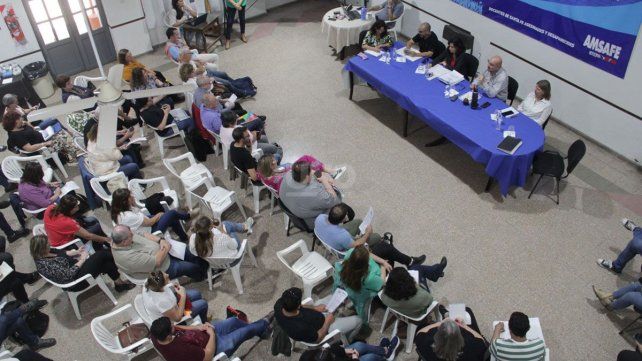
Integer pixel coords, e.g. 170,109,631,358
490,312,546,360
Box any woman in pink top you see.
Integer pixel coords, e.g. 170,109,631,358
256,154,344,193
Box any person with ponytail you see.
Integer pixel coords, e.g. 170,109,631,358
188,216,254,259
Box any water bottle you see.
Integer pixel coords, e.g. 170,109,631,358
444,83,451,98
385,49,391,64
360,6,366,20
495,110,503,131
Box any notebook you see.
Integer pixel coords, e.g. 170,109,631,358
497,136,523,155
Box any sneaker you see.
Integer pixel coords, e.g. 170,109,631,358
409,255,426,268
622,218,638,232
114,282,136,293
379,337,390,348
592,285,613,308
244,217,254,235
8,228,30,243
386,336,399,360
597,259,620,273
30,337,56,351
20,299,48,313
332,166,347,180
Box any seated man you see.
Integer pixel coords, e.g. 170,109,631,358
598,218,641,274
165,27,218,70
472,55,508,101
150,314,271,360
110,224,207,282
370,0,404,21
490,312,546,361
274,287,362,344
0,300,55,351
315,203,425,267
229,126,260,183
199,93,232,134
194,77,244,114
280,160,343,229
137,99,194,136
404,22,445,59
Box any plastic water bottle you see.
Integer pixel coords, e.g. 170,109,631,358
495,110,503,131
444,83,451,98
385,50,391,64
360,6,366,20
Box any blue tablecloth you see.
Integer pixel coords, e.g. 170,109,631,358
344,46,545,195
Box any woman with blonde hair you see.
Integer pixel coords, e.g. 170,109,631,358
517,80,553,127
188,216,253,259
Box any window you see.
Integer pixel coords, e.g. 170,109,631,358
28,0,69,44
68,0,102,35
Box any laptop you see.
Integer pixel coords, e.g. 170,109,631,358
344,5,360,20
185,13,208,27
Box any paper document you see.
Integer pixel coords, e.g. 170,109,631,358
395,55,406,63
427,64,450,80
415,64,427,75
359,207,374,234
459,91,481,103
169,108,190,121
395,47,422,62
60,181,80,196
439,70,465,86
364,49,381,57
503,130,516,138
445,88,459,98
326,288,348,313
227,94,238,103
408,270,419,283
167,238,187,260
493,317,544,341
81,242,95,255
448,303,471,324
39,126,56,141
0,262,13,282
2,78,12,84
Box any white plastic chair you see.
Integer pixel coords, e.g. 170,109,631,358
72,136,88,156
91,304,154,360
379,292,441,353
39,270,117,320
73,75,104,88
314,229,347,260
163,152,214,208
288,298,346,351
134,294,196,327
205,239,257,294
21,205,47,220
1,155,54,183
128,176,179,211
89,171,128,206
186,178,247,220
232,165,272,215
276,239,333,300
490,348,550,361
18,146,68,179
385,9,404,42
140,114,186,158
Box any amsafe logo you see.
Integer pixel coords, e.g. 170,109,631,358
582,34,623,65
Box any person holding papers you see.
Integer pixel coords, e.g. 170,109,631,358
315,203,426,267
361,20,394,52
137,99,195,136
18,162,84,215
490,312,546,361
274,287,363,344
30,234,135,293
431,38,478,81
415,318,487,361
380,266,445,322
110,224,208,282
472,56,508,101
188,216,254,259
517,80,553,127
110,188,194,243
141,270,208,324
405,22,445,59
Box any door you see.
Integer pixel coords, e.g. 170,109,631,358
23,0,115,78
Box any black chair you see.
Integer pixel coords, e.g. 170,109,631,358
466,54,479,82
358,30,368,49
443,24,474,53
507,76,518,105
528,139,586,204
277,199,318,249
542,111,553,130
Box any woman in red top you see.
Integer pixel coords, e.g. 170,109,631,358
43,194,110,248
431,37,478,81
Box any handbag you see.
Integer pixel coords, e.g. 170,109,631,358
117,322,149,349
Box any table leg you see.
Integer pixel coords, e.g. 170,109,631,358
349,72,354,100
484,177,493,192
340,47,346,60
403,110,409,137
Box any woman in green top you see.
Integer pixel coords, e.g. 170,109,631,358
224,0,248,49
333,245,391,323
361,20,394,52
380,267,434,320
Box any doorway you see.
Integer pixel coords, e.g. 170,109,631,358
22,0,115,78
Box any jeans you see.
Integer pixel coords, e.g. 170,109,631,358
0,308,39,346
167,250,208,281
409,262,445,290
224,5,246,40
611,282,642,310
0,252,30,302
152,209,190,242
118,155,142,179
316,294,363,342
222,221,245,245
613,228,642,272
212,317,268,356
162,118,195,137
35,118,60,130
257,142,283,164
244,118,264,133
207,72,245,97
186,288,208,322
347,342,386,361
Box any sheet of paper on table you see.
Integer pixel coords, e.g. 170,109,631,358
326,288,348,313
359,207,374,234
427,64,450,80
503,130,516,138
445,88,459,98
439,70,465,86
395,55,406,63
365,49,381,57
493,317,544,341
395,47,422,62
415,64,427,74
459,91,482,103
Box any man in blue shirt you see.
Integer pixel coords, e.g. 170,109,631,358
199,93,227,134
370,0,404,21
314,203,425,267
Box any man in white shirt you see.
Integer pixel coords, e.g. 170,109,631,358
164,27,218,69
473,56,509,101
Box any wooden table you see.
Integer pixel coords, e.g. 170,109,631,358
181,14,224,53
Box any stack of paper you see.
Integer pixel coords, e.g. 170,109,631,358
439,70,465,86
364,49,381,57
326,288,348,313
426,64,450,80
170,108,190,121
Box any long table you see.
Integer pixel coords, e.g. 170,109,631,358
344,46,545,196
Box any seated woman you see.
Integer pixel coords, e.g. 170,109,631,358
54,75,96,111
2,111,78,164
130,67,174,109
594,283,642,311
361,20,393,52
333,245,389,323
299,337,399,361
118,48,169,84
380,267,440,324
142,270,208,323
178,50,256,98
257,154,341,193
188,216,253,259
415,318,487,361
2,93,59,129
517,80,553,127
85,124,142,180
30,235,134,292
110,188,192,242
168,0,197,27
18,162,75,214
43,194,110,249
431,37,478,81
137,99,194,137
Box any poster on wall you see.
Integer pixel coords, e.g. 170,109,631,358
0,2,28,46
450,0,642,78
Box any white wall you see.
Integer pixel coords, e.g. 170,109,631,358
400,0,642,164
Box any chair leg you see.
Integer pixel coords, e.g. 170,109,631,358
51,153,68,179
269,194,275,216
68,291,82,320
223,148,229,170
555,177,560,205
284,214,290,233
157,138,165,158
406,323,417,353
207,267,213,291
391,319,399,338
528,174,545,199
231,265,244,294
233,193,247,220
619,315,642,335
380,307,390,333
96,277,118,305
311,235,317,251
302,282,313,300
246,243,258,267
252,186,260,214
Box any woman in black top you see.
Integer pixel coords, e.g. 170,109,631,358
431,37,478,81
415,318,487,361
